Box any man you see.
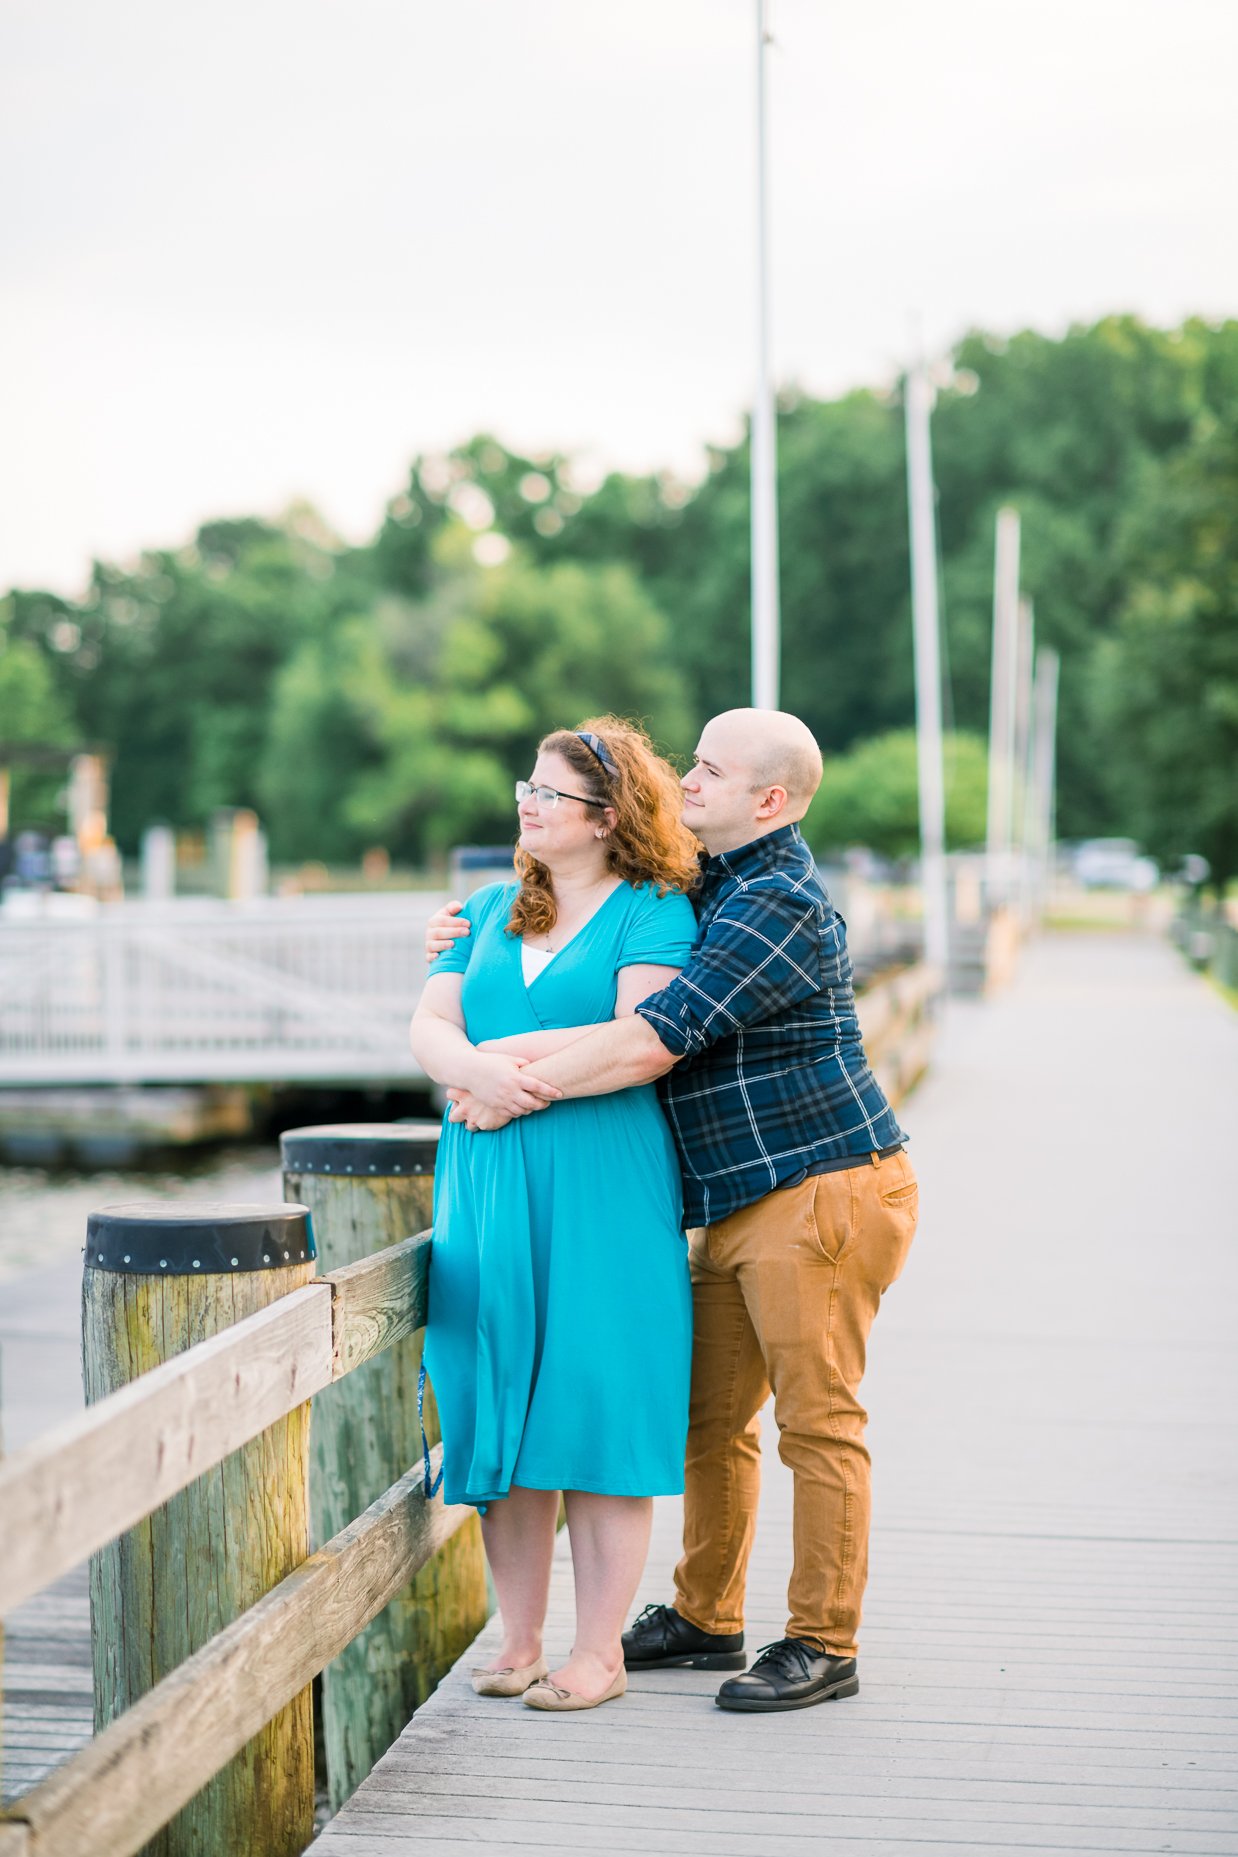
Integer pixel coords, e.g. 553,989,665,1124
436,709,919,1713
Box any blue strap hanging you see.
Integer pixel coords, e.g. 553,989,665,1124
418,1363,444,1498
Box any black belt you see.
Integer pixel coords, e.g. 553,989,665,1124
777,1144,904,1189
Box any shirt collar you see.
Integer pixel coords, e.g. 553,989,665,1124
702,823,806,888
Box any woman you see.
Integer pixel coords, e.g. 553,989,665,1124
409,716,700,1712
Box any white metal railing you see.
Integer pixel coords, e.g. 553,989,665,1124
0,894,447,1083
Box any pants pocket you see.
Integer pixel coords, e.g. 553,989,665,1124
874,1161,918,1289
879,1153,919,1212
687,1224,724,1283
809,1171,853,1263
881,1181,919,1210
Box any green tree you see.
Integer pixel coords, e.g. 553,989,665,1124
555,390,914,759
803,730,989,862
68,510,371,849
0,635,75,831
7,315,1235,870
545,316,1238,841
371,437,589,598
340,546,691,862
930,317,1236,832
1093,417,1238,892
257,616,387,863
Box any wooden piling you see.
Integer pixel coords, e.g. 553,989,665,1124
81,1202,316,1857
281,1124,488,1813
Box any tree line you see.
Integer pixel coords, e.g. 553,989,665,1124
1,314,1235,887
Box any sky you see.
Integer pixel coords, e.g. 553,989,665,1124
2,0,1234,596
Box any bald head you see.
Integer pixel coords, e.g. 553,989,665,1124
703,709,824,821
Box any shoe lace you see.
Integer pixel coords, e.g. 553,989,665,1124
632,1603,671,1629
750,1637,825,1681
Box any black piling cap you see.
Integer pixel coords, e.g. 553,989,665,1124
279,1121,441,1179
85,1203,315,1276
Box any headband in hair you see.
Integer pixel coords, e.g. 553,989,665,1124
576,730,620,779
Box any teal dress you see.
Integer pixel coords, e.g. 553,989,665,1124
424,879,697,1509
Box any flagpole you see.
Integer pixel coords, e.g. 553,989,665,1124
1014,595,1036,921
904,360,950,979
751,0,780,709
1027,647,1060,920
985,507,1021,906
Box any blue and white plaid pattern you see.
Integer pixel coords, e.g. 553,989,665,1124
636,824,906,1226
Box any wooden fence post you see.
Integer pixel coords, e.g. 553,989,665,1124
281,1124,488,1813
81,1203,317,1857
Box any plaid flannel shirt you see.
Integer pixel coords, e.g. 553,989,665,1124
636,824,905,1226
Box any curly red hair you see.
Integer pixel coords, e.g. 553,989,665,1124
507,715,700,941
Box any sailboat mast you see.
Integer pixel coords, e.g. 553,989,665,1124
904,361,950,978
751,0,780,709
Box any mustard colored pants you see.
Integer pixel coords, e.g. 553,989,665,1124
673,1149,919,1657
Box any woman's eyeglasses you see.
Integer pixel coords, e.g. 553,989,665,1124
515,780,606,811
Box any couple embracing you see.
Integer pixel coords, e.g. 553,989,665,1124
410,709,918,1716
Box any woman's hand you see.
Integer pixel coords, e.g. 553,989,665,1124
426,899,472,963
446,1088,511,1132
464,1050,561,1117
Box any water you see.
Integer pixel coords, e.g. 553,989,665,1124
0,1143,285,1285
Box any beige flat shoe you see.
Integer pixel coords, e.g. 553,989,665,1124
522,1669,627,1712
471,1656,548,1697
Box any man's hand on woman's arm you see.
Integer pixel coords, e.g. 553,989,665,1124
425,899,471,963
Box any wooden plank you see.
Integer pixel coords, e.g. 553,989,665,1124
0,1284,333,1618
310,1812,1238,1854
355,1769,1238,1827
873,1014,936,1105
858,961,942,1056
854,972,905,1053
288,1156,487,1813
0,1569,91,1806
315,1843,1218,1857
377,1770,1238,1823
326,1230,431,1380
360,1762,1237,1810
83,1257,318,1857
0,1455,471,1857
0,1228,432,1622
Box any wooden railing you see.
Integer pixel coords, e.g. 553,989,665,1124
0,1230,465,1857
858,960,942,1107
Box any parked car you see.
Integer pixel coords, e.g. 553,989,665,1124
1073,838,1159,891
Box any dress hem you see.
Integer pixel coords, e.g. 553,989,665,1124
450,1472,686,1507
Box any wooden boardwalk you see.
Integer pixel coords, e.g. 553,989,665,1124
1,1254,94,1806
314,932,1238,1855
0,1570,92,1806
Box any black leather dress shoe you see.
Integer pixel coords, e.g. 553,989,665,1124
715,1637,859,1711
622,1603,747,1671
